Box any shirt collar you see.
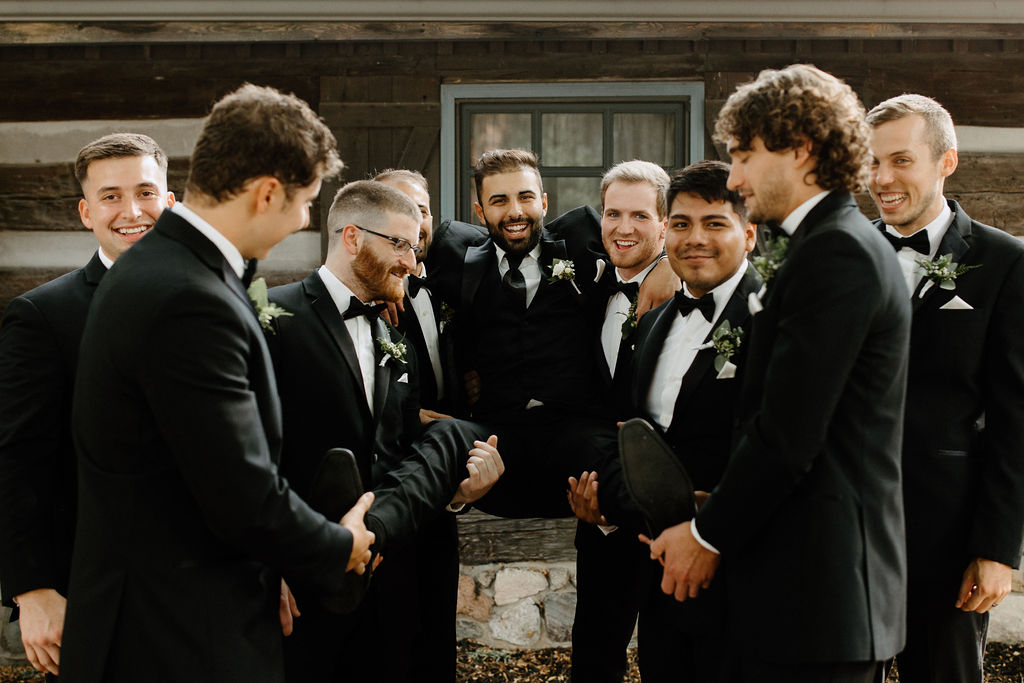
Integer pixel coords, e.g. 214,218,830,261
404,262,428,295
170,202,246,279
494,241,542,267
779,190,832,236
318,264,365,319
96,247,114,270
883,200,952,258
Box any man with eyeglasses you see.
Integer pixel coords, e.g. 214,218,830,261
266,180,504,683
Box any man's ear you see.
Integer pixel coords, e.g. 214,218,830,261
541,192,548,217
340,223,362,255
473,201,485,224
250,176,282,215
78,198,93,231
743,222,757,253
939,148,959,180
164,190,176,208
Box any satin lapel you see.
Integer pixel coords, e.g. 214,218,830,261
539,234,568,274
371,318,392,423
306,276,367,409
912,207,971,313
83,251,106,286
461,241,494,311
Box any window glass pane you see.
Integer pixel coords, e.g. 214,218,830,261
613,113,675,166
541,113,603,167
470,113,532,162
543,176,601,220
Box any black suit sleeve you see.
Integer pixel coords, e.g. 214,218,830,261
135,290,354,592
0,297,67,603
970,251,1024,567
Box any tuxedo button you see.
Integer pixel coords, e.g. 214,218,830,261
373,452,379,463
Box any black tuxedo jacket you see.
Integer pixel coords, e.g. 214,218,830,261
0,252,105,608
62,211,354,683
877,200,1024,583
696,192,911,663
395,280,464,416
267,271,421,505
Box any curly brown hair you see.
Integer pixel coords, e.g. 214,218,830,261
713,64,871,193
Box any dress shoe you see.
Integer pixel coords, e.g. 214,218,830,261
618,417,696,538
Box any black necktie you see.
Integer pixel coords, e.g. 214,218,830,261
674,291,715,322
343,296,386,321
883,230,930,255
611,280,639,300
407,274,428,299
241,258,258,288
502,253,527,309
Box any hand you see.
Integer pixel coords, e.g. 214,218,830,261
379,300,403,327
636,256,681,318
463,370,481,407
450,435,504,505
14,587,65,675
419,408,453,426
640,521,720,602
339,491,376,574
278,578,300,636
956,557,1013,613
567,471,607,525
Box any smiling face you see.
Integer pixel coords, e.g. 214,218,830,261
600,180,667,281
351,211,420,303
473,168,547,255
78,155,174,261
868,114,957,235
667,192,755,298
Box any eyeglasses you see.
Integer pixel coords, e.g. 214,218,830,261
339,224,422,258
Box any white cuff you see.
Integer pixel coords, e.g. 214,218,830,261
445,503,466,513
690,520,720,555
597,524,619,536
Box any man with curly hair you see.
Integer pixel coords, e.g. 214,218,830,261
639,64,911,682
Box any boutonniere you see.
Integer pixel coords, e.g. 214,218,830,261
618,295,639,340
439,301,455,333
915,254,981,298
699,320,744,379
377,336,408,366
548,258,581,294
247,277,292,333
751,235,789,286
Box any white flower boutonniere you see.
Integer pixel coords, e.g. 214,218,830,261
247,277,292,333
439,301,455,333
377,336,408,366
548,258,581,294
915,254,981,298
698,320,744,379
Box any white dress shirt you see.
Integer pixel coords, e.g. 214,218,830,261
600,259,660,377
96,248,114,270
883,201,952,297
171,202,246,280
495,242,543,307
778,190,831,237
405,263,444,399
317,265,377,414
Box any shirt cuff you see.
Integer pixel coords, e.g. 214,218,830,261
597,524,619,536
690,519,721,555
445,503,466,513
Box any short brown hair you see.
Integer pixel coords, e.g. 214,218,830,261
714,64,871,193
667,160,749,223
327,180,421,250
472,149,542,203
186,83,343,202
866,94,957,162
601,160,671,220
374,168,428,193
74,133,168,190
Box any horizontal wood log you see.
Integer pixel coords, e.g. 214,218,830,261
320,103,440,128
457,510,577,564
2,21,1023,46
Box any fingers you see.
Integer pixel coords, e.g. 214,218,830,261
955,574,975,609
352,549,373,575
25,643,59,676
339,491,375,525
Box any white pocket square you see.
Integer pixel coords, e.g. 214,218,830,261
716,361,737,380
397,373,409,383
940,295,973,311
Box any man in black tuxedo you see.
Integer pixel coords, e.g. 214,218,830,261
866,94,1024,683
644,65,911,682
61,85,375,683
0,133,174,677
268,179,502,683
571,161,761,682
567,159,672,682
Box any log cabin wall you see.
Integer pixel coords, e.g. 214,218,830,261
1,22,1022,312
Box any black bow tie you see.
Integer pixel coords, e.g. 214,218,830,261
343,296,386,321
883,230,930,255
610,280,639,300
407,274,428,299
241,258,258,288
674,291,715,322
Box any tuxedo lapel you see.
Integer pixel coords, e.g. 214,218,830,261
461,242,494,311
304,274,368,413
83,251,106,287
371,317,392,423
912,206,972,313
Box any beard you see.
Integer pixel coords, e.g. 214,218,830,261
485,214,542,256
352,244,406,303
746,175,791,225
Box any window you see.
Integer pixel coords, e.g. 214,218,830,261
440,82,705,223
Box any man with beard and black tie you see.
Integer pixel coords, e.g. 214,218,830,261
267,180,503,683
866,94,1024,683
636,65,911,683
566,159,671,683
570,161,762,682
0,133,174,679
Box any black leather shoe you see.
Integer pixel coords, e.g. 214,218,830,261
618,418,696,538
